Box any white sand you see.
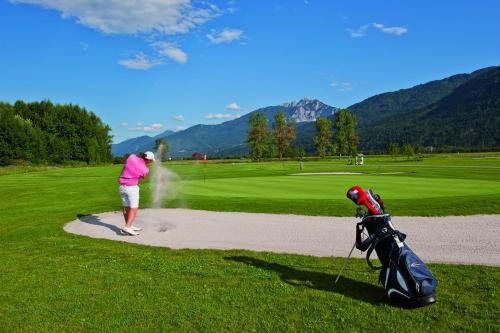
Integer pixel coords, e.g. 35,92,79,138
64,209,500,266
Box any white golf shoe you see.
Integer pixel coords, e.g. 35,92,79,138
122,227,140,236
131,226,143,231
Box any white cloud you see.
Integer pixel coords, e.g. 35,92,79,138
120,122,129,127
330,80,352,91
347,22,407,38
118,52,163,70
373,22,407,35
11,0,222,35
205,113,240,120
347,25,369,38
340,82,352,91
207,28,243,44
152,42,188,64
80,41,90,51
225,102,240,110
127,123,163,132
175,126,186,131
173,115,185,121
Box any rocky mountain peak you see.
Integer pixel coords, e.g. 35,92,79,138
282,98,337,122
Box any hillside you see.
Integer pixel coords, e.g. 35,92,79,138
112,66,499,157
349,67,495,126
360,66,500,150
111,130,174,156
112,99,337,157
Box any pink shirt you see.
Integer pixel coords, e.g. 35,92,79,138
118,154,149,186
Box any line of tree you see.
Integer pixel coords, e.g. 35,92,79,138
246,108,359,161
313,109,358,159
0,100,112,165
246,111,297,161
387,142,425,159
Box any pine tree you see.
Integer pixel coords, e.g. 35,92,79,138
246,112,270,161
272,111,296,160
333,109,358,159
313,117,332,157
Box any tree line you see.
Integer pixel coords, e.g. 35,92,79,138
246,109,358,161
0,100,112,165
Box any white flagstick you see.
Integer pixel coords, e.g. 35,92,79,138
335,241,356,284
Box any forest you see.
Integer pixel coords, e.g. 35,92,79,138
0,100,112,165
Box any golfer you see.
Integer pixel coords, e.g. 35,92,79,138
118,151,155,235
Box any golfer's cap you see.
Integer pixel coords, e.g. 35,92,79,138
144,151,155,161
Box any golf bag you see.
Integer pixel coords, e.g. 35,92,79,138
347,186,438,306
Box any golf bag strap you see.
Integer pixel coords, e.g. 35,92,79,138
365,237,384,270
365,229,406,270
355,222,374,251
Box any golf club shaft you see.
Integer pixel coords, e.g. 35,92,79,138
335,241,356,284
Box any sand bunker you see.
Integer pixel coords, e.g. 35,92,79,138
65,209,500,266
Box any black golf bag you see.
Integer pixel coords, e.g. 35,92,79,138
348,187,438,307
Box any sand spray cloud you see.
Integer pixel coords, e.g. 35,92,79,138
151,144,182,208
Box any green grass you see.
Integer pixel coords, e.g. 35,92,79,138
1,153,499,331
165,153,500,216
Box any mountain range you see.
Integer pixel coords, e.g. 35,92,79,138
112,98,337,157
112,66,499,157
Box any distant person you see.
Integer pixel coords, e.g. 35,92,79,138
118,152,155,235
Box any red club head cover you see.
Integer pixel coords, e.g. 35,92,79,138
346,185,380,215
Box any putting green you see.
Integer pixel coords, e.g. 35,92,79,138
182,174,500,200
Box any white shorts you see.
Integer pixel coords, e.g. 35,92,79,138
119,185,140,208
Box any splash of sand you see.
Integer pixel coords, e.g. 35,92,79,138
151,144,182,208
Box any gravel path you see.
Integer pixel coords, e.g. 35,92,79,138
64,209,500,266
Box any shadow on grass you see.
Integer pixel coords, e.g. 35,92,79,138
77,214,123,235
225,256,386,305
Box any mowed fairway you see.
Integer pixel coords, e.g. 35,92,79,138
1,154,499,332
173,154,500,216
183,174,499,199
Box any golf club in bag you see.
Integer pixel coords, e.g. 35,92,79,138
343,185,438,307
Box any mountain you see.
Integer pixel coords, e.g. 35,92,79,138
284,97,337,122
112,66,499,157
349,67,496,126
112,98,337,157
111,130,174,156
360,66,500,150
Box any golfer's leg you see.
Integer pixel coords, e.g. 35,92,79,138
119,185,131,224
123,207,130,223
125,186,139,227
125,208,138,227
122,207,127,222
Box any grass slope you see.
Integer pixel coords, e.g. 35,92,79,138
1,153,499,331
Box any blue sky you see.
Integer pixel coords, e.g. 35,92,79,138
0,0,499,143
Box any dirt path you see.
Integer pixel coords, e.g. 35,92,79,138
64,209,500,266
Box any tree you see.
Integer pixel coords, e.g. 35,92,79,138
295,144,305,161
246,112,271,161
272,111,296,160
402,144,415,159
155,138,169,161
0,100,112,165
387,143,400,159
333,109,358,159
313,117,332,157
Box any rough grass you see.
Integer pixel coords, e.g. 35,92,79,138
0,153,499,332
